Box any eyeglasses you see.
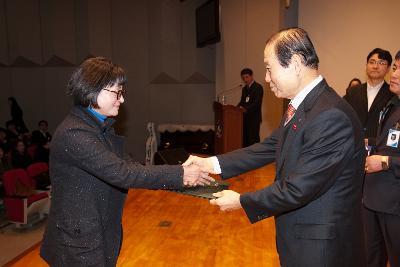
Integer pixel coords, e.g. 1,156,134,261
103,88,126,100
368,59,388,66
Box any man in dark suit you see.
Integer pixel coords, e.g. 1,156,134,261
344,48,393,146
363,50,400,267
237,68,264,147
31,120,52,144
184,28,366,266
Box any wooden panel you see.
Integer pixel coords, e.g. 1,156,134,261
9,164,279,267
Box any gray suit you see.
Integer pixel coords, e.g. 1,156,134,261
217,80,366,267
40,106,183,267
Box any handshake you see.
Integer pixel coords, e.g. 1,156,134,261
181,155,242,212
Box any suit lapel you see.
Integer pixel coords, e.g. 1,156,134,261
376,105,400,146
276,109,305,176
361,84,369,115
275,79,328,177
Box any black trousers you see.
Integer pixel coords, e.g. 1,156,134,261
363,206,400,267
243,118,260,147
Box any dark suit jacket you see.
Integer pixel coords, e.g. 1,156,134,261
31,130,52,144
238,81,264,146
217,80,366,267
344,82,394,145
40,106,184,267
238,81,264,124
363,96,400,216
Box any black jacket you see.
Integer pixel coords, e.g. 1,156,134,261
238,81,264,123
344,82,394,145
41,106,184,267
218,80,366,267
364,96,400,216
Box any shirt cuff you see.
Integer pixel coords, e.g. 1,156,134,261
209,156,222,174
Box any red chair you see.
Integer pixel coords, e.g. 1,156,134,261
2,169,50,227
26,144,37,159
27,162,50,190
27,162,49,178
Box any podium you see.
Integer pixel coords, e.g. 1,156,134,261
214,102,243,154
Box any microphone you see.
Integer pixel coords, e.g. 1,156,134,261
217,84,243,104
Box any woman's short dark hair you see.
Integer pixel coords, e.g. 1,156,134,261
395,50,400,60
266,27,319,69
347,78,362,88
367,48,392,65
68,57,127,108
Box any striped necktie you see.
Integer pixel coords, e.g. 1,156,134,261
284,103,296,126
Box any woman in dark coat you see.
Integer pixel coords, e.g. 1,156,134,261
40,57,212,267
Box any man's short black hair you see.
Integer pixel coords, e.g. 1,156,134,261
240,68,253,76
266,27,319,69
38,120,48,126
67,57,127,108
367,48,392,65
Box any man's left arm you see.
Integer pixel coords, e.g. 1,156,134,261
240,109,359,223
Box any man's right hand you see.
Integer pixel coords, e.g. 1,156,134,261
182,163,214,187
182,155,215,174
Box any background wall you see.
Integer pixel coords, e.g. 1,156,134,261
299,0,400,96
2,0,399,160
216,0,285,139
0,0,215,161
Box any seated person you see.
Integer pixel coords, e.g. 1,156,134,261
11,140,32,169
31,120,52,145
0,146,12,178
34,140,50,163
5,120,20,147
0,127,11,152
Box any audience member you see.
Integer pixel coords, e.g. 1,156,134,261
33,140,50,163
344,48,393,146
363,50,400,267
31,120,52,145
0,146,12,178
11,140,32,169
5,120,20,146
8,97,29,134
0,127,10,152
237,68,264,147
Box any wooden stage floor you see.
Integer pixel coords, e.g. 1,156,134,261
8,164,280,267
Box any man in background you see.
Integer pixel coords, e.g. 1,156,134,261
364,50,400,267
344,48,393,146
237,68,263,147
31,120,52,145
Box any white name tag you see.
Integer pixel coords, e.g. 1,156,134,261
245,96,250,103
386,129,400,148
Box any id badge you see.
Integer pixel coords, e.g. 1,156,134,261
386,128,400,148
245,96,250,103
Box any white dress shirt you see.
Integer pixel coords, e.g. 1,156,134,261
366,80,384,111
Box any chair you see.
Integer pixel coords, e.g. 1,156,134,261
27,162,51,190
2,169,50,228
27,162,49,178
